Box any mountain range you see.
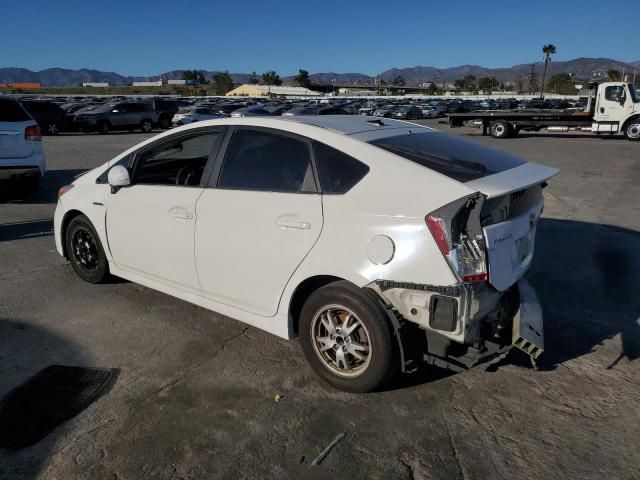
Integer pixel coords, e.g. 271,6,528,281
1,58,638,87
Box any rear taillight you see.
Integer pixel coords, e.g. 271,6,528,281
426,196,488,284
25,125,42,141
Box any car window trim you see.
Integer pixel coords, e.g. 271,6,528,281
207,125,320,195
127,126,227,189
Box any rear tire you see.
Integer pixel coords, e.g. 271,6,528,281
624,119,640,141
490,120,512,139
299,281,397,392
65,215,110,284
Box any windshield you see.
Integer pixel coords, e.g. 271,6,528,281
629,84,640,103
369,132,525,182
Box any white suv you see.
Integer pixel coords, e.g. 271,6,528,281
54,116,557,392
0,97,46,195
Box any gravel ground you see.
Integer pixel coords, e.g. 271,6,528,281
1,121,639,480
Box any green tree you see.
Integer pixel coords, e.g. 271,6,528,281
454,75,477,92
540,44,557,98
181,70,205,85
477,76,497,94
211,71,234,95
546,72,576,95
607,69,622,81
248,71,260,84
262,71,282,88
294,69,312,88
425,83,440,95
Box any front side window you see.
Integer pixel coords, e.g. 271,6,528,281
313,141,369,193
628,84,640,103
218,129,314,193
605,85,626,103
134,131,220,186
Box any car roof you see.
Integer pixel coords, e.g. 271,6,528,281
281,115,424,135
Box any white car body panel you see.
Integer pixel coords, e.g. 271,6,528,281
106,185,204,295
195,189,323,316
54,116,557,343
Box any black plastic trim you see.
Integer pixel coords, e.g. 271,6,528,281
375,280,461,297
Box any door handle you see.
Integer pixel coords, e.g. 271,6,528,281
276,219,311,230
169,207,193,220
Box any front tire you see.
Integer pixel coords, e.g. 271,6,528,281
299,281,397,392
65,215,110,283
140,119,153,133
624,119,640,141
45,122,60,135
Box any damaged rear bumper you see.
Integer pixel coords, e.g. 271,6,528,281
370,278,543,372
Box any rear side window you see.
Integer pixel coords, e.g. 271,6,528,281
0,99,31,122
313,141,369,193
218,129,314,193
369,132,525,182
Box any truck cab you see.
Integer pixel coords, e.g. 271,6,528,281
592,82,640,139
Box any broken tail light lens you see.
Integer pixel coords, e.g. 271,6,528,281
426,197,488,284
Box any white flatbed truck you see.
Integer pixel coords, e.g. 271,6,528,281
448,82,640,141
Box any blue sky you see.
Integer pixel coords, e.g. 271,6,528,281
2,0,638,76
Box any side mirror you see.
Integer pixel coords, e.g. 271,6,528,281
107,165,130,193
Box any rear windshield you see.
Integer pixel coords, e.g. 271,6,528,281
369,132,525,182
0,98,31,122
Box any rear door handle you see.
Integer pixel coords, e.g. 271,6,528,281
169,207,193,220
276,216,310,230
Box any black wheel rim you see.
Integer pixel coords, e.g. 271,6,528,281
71,228,99,271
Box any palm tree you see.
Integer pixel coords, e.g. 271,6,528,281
540,44,557,98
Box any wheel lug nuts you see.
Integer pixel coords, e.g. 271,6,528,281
342,346,347,351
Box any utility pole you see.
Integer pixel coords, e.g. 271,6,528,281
528,64,537,96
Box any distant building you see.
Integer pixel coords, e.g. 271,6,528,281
167,79,187,85
132,80,163,87
83,82,109,87
226,84,321,97
0,82,42,89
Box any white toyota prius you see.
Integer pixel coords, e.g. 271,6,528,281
54,116,558,392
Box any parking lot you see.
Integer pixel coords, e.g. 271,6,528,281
1,120,639,479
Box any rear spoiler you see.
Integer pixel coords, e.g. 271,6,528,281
465,162,559,199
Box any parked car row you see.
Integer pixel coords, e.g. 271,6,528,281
6,94,587,136
6,96,182,135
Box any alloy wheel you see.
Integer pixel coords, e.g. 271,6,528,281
71,228,99,271
310,305,372,378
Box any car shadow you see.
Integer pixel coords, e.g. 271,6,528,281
488,218,640,372
0,219,53,243
0,318,118,479
0,169,88,204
